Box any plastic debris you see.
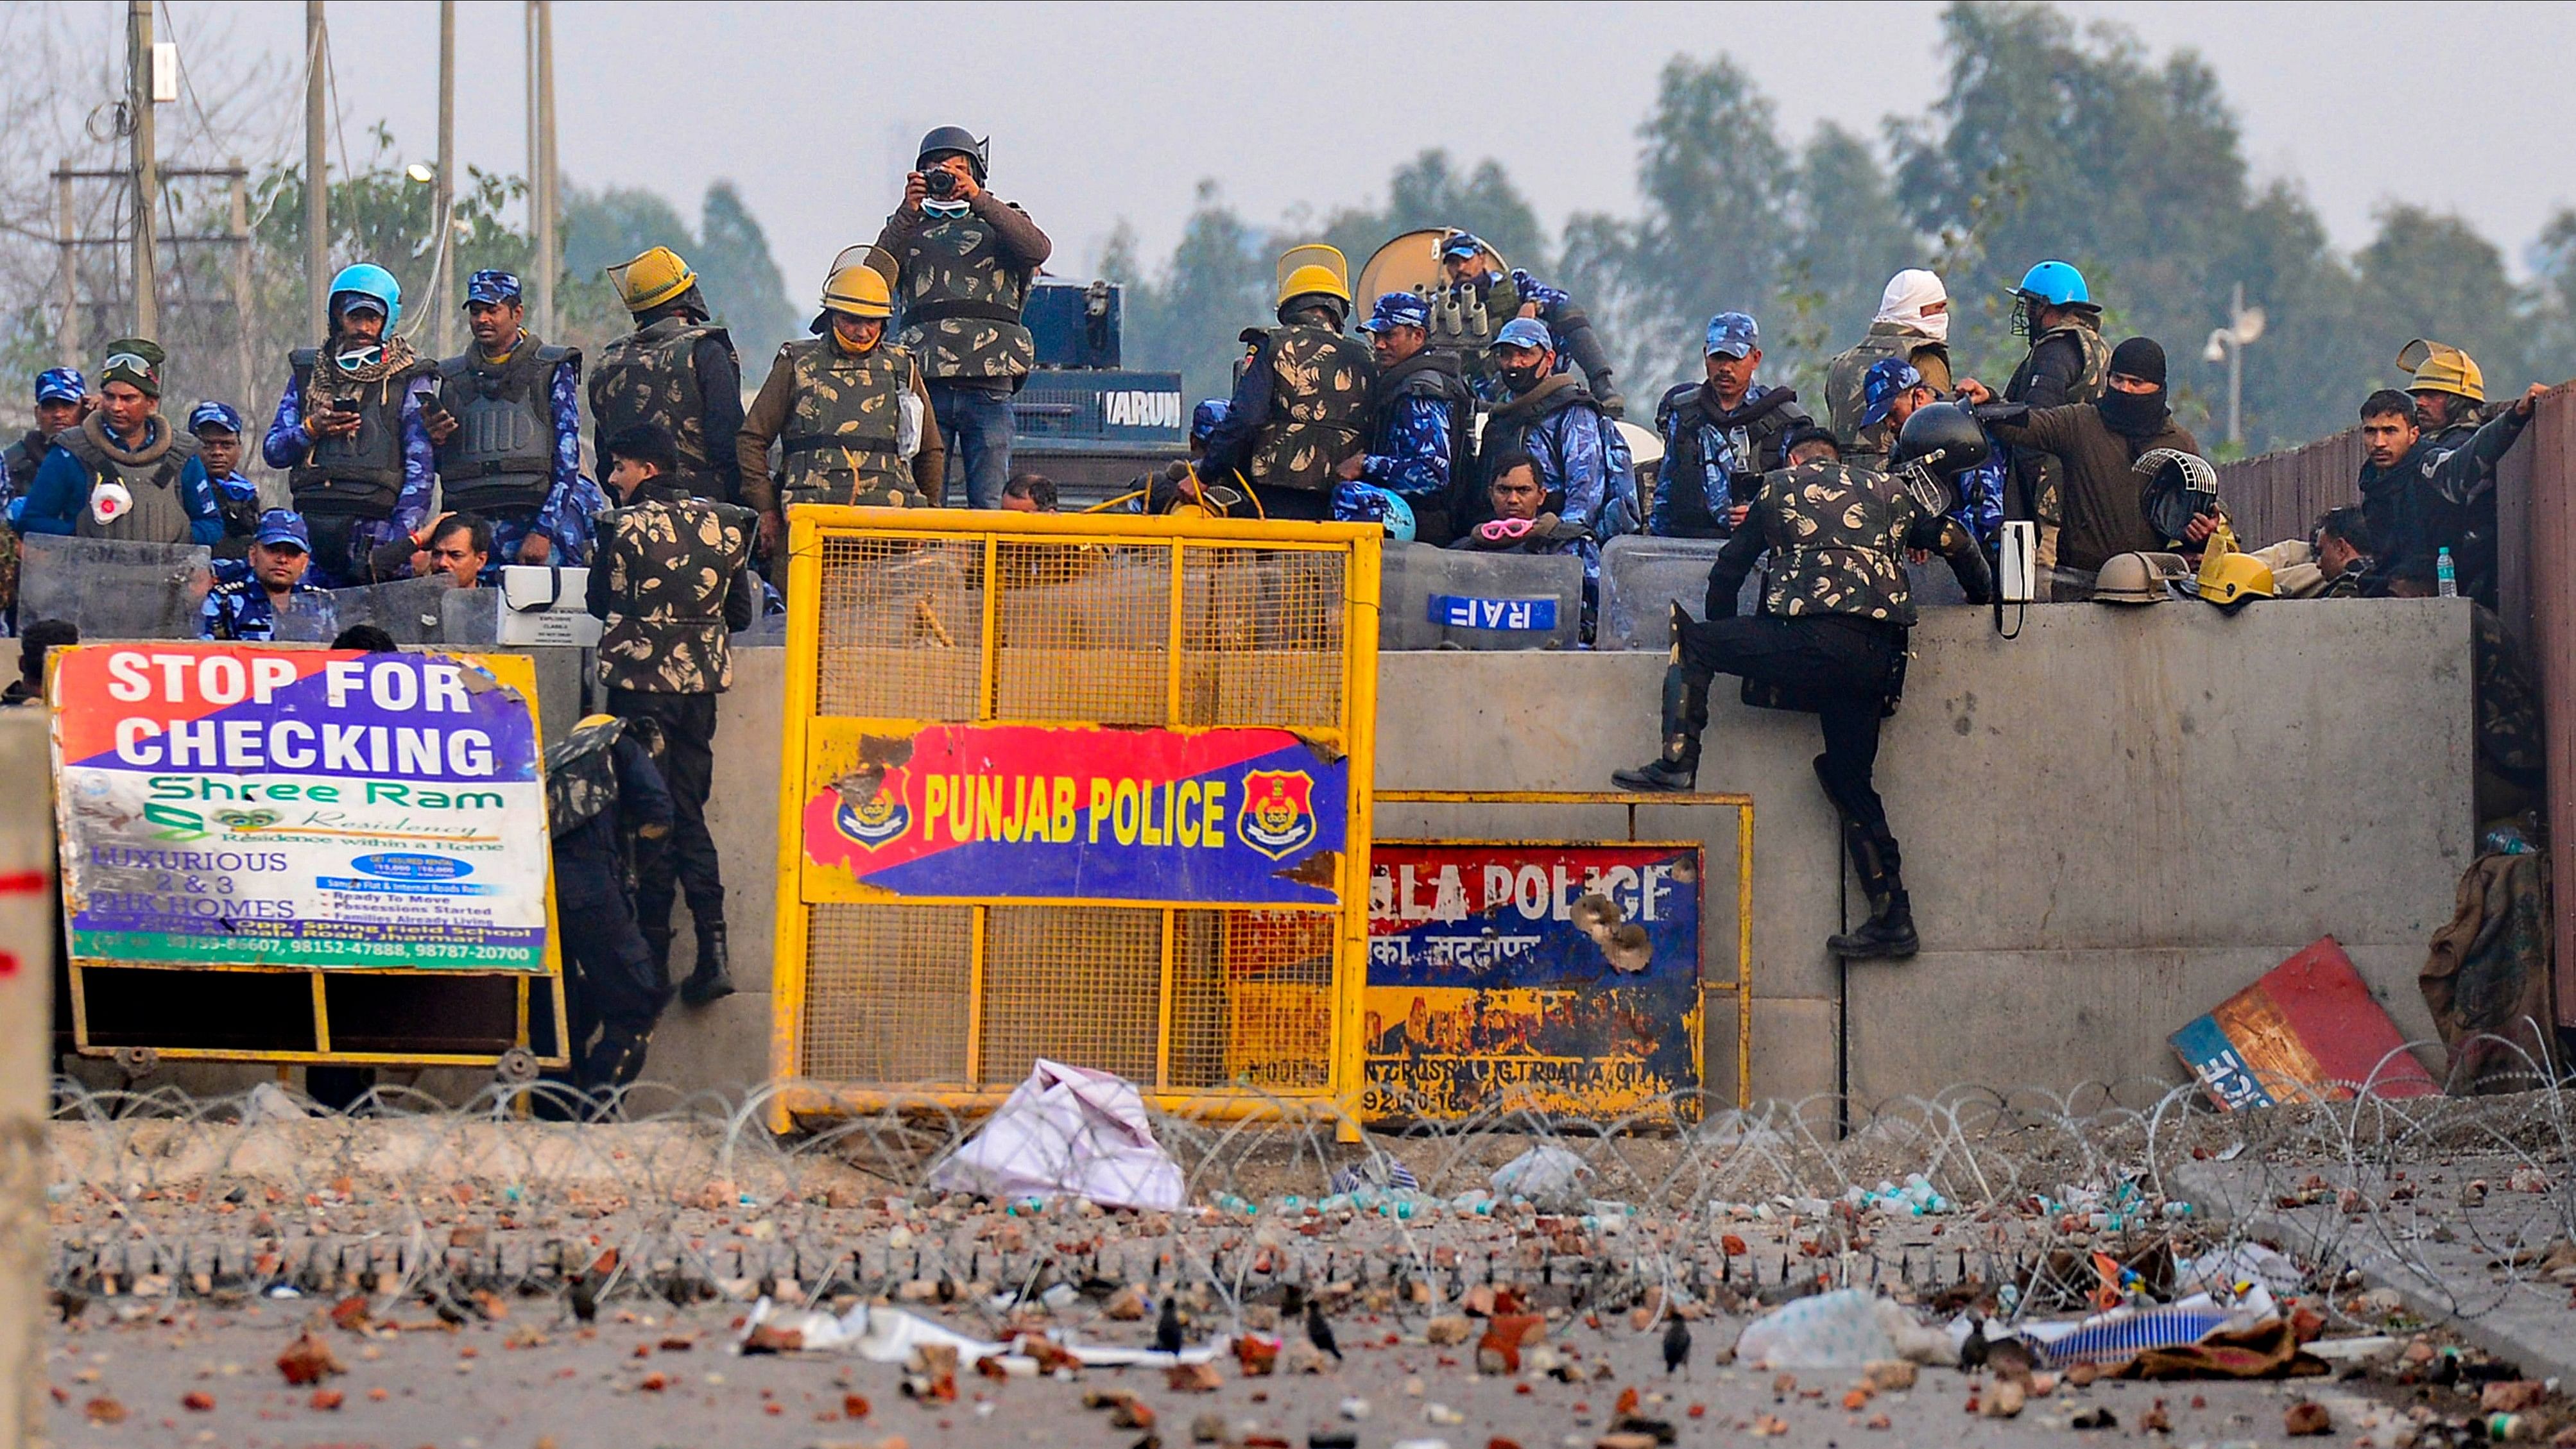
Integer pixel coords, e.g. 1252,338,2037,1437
1490,1145,1593,1212
1733,1289,1898,1369
923,1059,1184,1211
736,1298,1226,1369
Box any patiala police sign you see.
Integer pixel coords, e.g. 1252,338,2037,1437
799,722,1347,905
50,644,551,971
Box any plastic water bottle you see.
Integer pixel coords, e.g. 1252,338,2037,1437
2437,546,2459,597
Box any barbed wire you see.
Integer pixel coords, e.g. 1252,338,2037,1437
37,1040,2573,1354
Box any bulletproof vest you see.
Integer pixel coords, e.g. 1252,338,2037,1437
894,208,1034,381
1824,325,1943,464
4,432,47,495
777,337,918,506
1656,382,1805,535
1246,324,1375,492
2007,321,2109,406
590,317,734,498
544,716,626,840
436,339,576,515
1371,348,1474,493
1482,374,1601,489
1756,461,1922,626
287,348,417,518
59,418,198,545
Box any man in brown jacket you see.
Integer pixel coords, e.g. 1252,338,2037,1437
1959,338,2208,583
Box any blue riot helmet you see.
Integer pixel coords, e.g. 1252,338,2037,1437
327,262,403,330
1332,481,1416,543
2005,260,2093,338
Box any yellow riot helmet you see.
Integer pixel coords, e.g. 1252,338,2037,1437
606,246,696,313
821,264,895,320
2396,338,2486,405
2188,522,2273,612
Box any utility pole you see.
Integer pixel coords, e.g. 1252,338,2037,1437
128,0,158,339
304,1,329,341
56,162,79,368
228,161,255,412
527,1,557,338
436,0,458,355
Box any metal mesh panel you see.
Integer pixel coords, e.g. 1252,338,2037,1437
799,904,974,1083
979,906,1162,1085
1170,909,1335,1092
814,535,985,719
1178,547,1346,730
993,543,1171,724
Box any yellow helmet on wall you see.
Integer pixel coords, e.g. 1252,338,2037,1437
606,246,696,313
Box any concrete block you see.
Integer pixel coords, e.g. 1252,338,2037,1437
1748,996,1838,1105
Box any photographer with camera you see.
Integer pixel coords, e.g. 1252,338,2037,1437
870,126,1052,510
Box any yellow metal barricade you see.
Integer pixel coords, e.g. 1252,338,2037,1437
1371,790,1755,1110
771,507,1380,1133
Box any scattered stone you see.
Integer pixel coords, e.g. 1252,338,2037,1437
2484,1382,2548,1414
1862,1360,1916,1393
1425,1315,1472,1346
277,1329,344,1385
2283,1400,2331,1436
1981,1380,2025,1418
1165,1362,1221,1393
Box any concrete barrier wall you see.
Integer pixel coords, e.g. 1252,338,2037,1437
35,599,2477,1110
1,714,50,1448
640,597,2475,1106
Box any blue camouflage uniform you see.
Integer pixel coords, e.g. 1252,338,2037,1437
1483,320,1611,583
200,510,334,640
261,368,438,583
1648,313,1810,538
1859,357,2004,551
1353,293,1468,538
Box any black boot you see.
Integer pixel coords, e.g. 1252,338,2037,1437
1613,655,1706,793
678,920,734,1005
1828,890,1918,959
642,924,674,990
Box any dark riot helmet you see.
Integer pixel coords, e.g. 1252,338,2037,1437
916,126,990,180
1890,401,1988,481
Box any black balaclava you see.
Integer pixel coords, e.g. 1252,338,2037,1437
2099,336,2170,438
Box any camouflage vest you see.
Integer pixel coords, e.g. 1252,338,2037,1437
893,206,1035,382
1756,461,1923,626
1246,324,1375,492
544,715,627,839
58,417,198,545
2009,320,2109,406
777,337,920,508
436,338,576,515
287,348,420,517
594,496,757,695
1825,324,1946,465
590,317,735,498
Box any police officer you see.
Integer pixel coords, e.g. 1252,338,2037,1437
1477,317,1621,544
1859,359,2003,553
185,402,263,557
262,265,438,585
1337,293,1473,545
1432,230,1622,415
1649,313,1810,538
1998,261,2108,596
1825,270,1953,468
592,246,746,506
2392,338,2541,608
586,422,759,1006
433,270,588,568
1612,404,1995,959
202,510,333,640
540,712,676,1112
5,368,87,501
736,263,944,580
1196,249,1377,522
872,127,1053,509
20,340,219,546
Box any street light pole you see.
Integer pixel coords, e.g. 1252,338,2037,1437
128,0,158,339
304,0,329,342
436,0,457,356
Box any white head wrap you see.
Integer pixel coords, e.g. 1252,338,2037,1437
1875,269,1950,344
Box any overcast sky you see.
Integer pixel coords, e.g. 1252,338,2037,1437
133,0,2576,292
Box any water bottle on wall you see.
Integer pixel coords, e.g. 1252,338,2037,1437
2435,547,2458,598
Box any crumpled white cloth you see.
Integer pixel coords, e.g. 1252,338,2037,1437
925,1058,1184,1211
738,1298,1226,1368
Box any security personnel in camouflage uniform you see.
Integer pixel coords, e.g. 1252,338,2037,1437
433,270,585,566
1339,292,1473,545
1196,249,1378,522
540,712,675,1111
1825,270,1953,468
263,265,442,585
736,262,945,583
586,422,760,1007
1,368,88,624
1999,261,2109,597
871,126,1053,510
2392,338,2541,608
591,246,746,506
1614,404,1996,961
18,340,218,546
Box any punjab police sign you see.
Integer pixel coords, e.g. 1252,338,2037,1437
50,643,551,970
799,721,1347,905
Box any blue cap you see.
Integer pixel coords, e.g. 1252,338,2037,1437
465,269,523,306
1190,399,1230,446
34,368,85,405
1858,359,1925,429
1704,312,1760,358
1360,293,1430,334
187,400,245,436
1439,231,1486,261
252,510,311,551
1493,317,1552,352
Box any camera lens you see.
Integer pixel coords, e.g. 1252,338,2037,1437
923,170,956,199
